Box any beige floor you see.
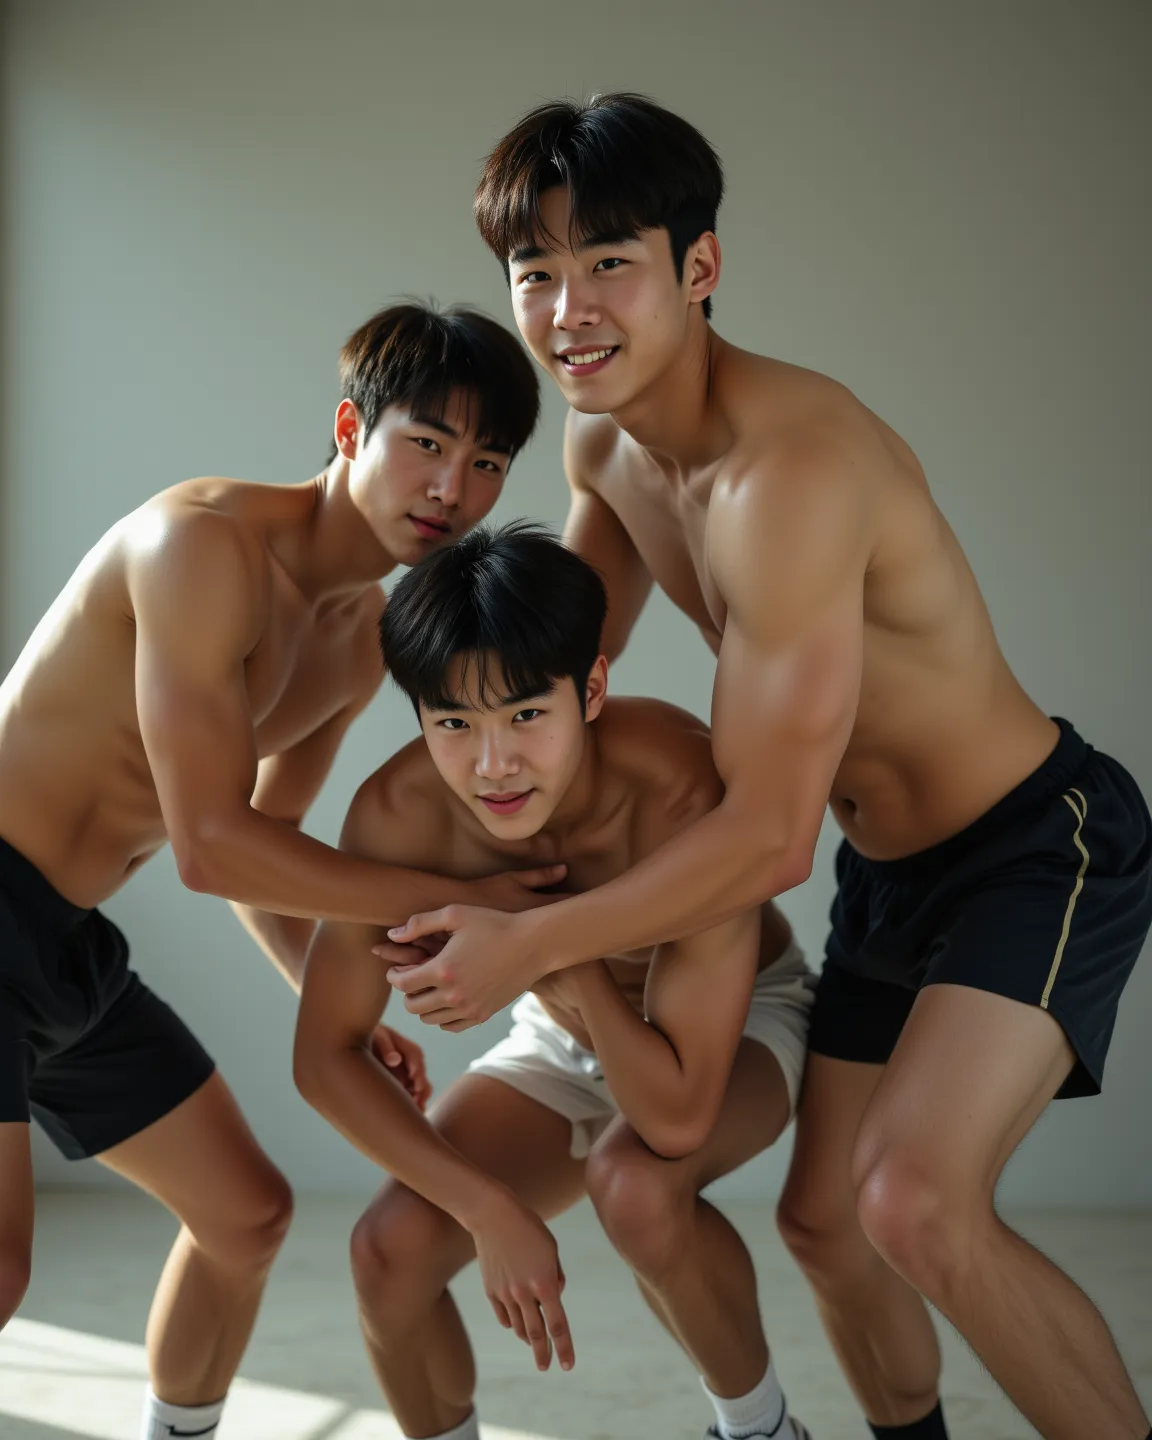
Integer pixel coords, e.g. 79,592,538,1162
0,1190,1149,1440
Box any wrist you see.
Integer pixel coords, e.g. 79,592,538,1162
519,899,584,975
451,1177,518,1234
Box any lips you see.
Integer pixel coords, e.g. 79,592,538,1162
478,790,533,817
410,515,451,542
557,346,619,377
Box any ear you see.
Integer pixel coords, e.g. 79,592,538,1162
333,399,362,461
583,655,609,723
685,232,721,309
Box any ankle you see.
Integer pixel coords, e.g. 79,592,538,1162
868,1399,949,1438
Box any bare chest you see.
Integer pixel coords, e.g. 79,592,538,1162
246,580,373,756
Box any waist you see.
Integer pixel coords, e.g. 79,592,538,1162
0,832,94,928
840,716,1090,882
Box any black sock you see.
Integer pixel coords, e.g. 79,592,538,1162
868,1400,949,1439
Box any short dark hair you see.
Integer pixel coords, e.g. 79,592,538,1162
381,521,608,716
331,301,540,461
475,93,724,320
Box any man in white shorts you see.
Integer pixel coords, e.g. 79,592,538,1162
294,523,816,1440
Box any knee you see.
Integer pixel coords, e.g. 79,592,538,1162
776,1183,868,1289
586,1135,687,1279
192,1164,294,1271
350,1190,453,1324
0,1243,32,1325
855,1150,982,1301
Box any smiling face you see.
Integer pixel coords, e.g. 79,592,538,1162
508,186,717,416
337,389,510,566
419,651,608,841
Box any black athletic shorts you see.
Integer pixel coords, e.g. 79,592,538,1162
0,835,216,1158
808,719,1152,1098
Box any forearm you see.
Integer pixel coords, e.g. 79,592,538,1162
523,800,806,973
181,807,478,927
570,964,707,1158
230,903,316,992
296,1045,506,1230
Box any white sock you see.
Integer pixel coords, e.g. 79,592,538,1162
140,1390,226,1440
703,1358,804,1438
426,1413,480,1440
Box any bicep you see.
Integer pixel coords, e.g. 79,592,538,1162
250,704,362,827
130,520,265,841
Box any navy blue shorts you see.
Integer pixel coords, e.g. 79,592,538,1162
808,720,1152,1098
0,835,215,1158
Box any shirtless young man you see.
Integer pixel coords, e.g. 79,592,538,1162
0,302,559,1440
295,523,815,1440
382,98,1152,1440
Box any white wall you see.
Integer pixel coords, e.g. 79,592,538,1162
3,0,1150,1205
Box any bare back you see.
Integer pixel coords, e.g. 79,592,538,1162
0,478,383,906
568,346,1058,859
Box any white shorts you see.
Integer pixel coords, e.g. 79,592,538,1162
467,940,815,1159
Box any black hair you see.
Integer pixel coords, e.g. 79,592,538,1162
329,301,540,461
475,93,724,320
381,521,608,716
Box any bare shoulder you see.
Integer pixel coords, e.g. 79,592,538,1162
594,697,723,845
340,739,456,867
122,478,268,581
564,409,629,493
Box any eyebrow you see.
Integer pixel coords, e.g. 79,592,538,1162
424,684,555,714
510,229,642,264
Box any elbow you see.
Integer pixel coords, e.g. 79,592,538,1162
636,1109,715,1161
292,1033,330,1110
171,814,248,895
777,848,813,894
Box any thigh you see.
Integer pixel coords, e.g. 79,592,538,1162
97,1070,287,1232
855,981,1076,1193
430,1073,587,1220
596,1037,792,1196
0,1122,33,1259
31,974,216,1161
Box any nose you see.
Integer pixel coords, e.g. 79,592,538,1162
475,730,520,782
553,276,599,332
426,455,467,510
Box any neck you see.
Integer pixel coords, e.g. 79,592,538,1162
610,320,734,475
273,460,398,602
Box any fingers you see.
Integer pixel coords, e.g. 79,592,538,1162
387,907,457,944
385,963,435,997
538,1288,575,1371
515,1291,552,1371
519,863,567,891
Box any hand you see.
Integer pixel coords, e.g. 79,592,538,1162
471,1192,573,1372
472,863,569,914
369,1024,433,1111
377,906,537,1030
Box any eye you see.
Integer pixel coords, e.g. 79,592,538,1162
414,436,441,453
438,717,468,731
474,459,504,474
513,708,542,723
594,257,626,272
518,270,550,285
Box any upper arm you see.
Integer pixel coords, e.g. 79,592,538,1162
563,413,652,662
708,446,869,874
296,766,442,1057
644,906,761,1112
128,511,266,857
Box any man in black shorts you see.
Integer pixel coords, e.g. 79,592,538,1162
382,95,1152,1438
0,302,555,1440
